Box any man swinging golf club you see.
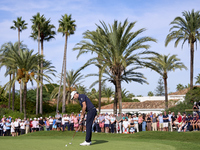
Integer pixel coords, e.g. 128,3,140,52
71,91,97,146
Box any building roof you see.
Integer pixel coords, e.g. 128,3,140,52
169,85,200,95
101,100,177,110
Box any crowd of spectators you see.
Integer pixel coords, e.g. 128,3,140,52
1,109,200,136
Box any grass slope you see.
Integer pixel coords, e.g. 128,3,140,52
0,131,200,150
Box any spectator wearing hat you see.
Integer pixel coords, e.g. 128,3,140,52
29,118,32,133
104,113,110,133
39,117,45,131
99,113,105,133
49,117,53,130
5,119,11,136
146,114,152,131
129,119,135,134
55,111,62,131
31,118,38,132
20,120,25,135
116,113,123,133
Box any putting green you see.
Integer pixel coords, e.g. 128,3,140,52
0,131,200,150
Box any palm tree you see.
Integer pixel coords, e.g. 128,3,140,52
10,17,28,112
51,68,83,107
31,12,46,115
102,87,114,102
31,17,56,114
58,14,76,113
195,74,200,85
74,19,156,113
2,48,54,118
176,83,185,91
145,54,187,109
165,9,200,89
0,42,27,111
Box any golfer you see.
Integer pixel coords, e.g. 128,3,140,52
71,91,97,146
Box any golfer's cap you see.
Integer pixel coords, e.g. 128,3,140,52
71,91,77,99
40,117,42,119
30,118,32,120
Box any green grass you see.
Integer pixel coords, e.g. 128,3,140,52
0,131,200,150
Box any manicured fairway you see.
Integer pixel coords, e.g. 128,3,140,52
0,131,200,150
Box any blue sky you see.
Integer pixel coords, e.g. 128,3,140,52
0,0,200,96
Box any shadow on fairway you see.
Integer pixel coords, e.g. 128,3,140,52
92,140,108,145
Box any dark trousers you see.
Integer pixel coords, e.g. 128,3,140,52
6,129,10,136
139,123,142,132
0,130,3,136
20,129,25,135
49,124,53,130
96,123,100,132
62,123,69,131
86,108,97,142
111,124,114,133
67,123,70,131
70,123,74,131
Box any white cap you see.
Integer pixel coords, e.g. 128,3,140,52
71,91,77,100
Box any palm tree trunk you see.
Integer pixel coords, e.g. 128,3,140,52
56,58,64,111
190,42,194,89
12,73,15,111
36,26,40,115
20,82,23,113
23,82,27,119
18,28,23,113
116,76,122,114
113,83,118,114
40,39,43,115
163,76,168,109
98,68,102,114
8,74,11,109
62,34,68,113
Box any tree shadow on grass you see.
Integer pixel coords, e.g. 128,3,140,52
92,140,108,145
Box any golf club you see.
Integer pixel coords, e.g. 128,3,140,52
68,121,82,145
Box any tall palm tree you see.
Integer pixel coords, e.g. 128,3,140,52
31,12,46,115
31,17,56,114
2,48,54,118
74,19,156,113
58,14,76,113
10,17,28,112
145,54,187,109
165,9,200,89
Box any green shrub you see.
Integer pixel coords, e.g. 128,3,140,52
0,108,24,119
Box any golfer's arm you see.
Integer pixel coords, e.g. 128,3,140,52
81,101,86,119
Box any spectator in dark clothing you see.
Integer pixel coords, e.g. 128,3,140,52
39,117,44,131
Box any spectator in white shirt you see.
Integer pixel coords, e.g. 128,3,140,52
104,113,110,133
14,118,19,136
123,118,129,133
20,120,25,135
